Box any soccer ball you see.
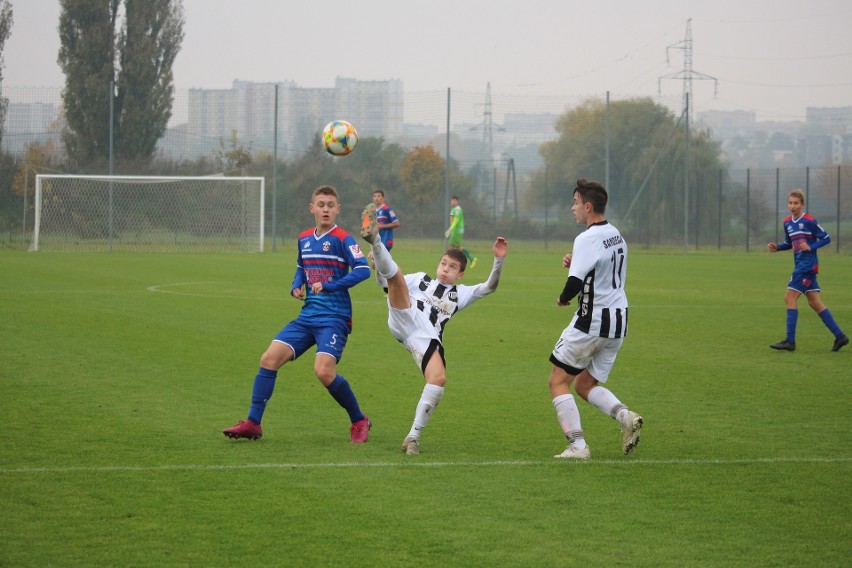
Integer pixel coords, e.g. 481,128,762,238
322,120,358,156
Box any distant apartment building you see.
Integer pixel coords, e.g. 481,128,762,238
698,110,756,139
186,78,403,159
805,106,852,134
3,101,61,154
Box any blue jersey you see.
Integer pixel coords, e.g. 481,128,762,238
376,204,399,249
291,225,370,329
778,213,830,274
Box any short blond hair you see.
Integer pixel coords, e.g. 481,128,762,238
788,188,805,203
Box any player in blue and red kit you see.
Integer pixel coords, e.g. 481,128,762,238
224,185,374,442
768,189,848,352
371,189,400,291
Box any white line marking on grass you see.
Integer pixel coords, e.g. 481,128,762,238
146,282,380,305
2,456,849,475
146,281,271,300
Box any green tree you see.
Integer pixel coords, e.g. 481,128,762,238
531,97,725,243
115,0,184,161
58,0,184,167
0,0,12,149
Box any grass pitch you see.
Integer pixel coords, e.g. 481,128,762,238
1,242,849,566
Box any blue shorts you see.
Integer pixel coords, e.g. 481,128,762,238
273,316,350,362
788,270,820,294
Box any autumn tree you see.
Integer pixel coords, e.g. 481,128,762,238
214,130,253,174
58,0,184,167
400,145,445,235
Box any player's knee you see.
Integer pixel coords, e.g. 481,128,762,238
427,375,446,388
574,372,599,399
260,344,291,370
313,357,337,383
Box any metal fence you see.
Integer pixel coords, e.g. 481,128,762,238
2,86,850,252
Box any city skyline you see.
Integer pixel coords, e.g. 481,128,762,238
4,0,852,123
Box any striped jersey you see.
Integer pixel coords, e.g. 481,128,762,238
404,271,493,341
568,220,628,338
780,213,830,273
292,225,370,327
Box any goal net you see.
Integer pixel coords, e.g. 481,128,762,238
30,175,265,253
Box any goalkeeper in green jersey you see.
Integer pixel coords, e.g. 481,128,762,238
444,196,477,269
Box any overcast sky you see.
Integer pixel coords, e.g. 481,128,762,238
4,0,852,122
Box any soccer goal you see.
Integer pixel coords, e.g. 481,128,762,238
30,175,265,253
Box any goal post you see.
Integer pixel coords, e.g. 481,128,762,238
30,175,265,253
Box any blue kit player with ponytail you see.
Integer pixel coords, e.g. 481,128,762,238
224,185,373,443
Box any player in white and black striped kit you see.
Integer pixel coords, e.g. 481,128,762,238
360,202,508,455
548,179,643,460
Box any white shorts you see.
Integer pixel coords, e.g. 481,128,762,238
550,326,623,383
387,301,444,373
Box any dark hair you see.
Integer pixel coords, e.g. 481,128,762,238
373,189,385,197
444,248,467,271
573,178,607,214
451,195,459,201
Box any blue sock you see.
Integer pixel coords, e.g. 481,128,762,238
818,309,843,337
327,374,365,423
786,309,798,343
248,367,277,425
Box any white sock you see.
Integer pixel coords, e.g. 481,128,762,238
587,386,628,424
407,384,444,440
371,241,399,279
552,393,585,449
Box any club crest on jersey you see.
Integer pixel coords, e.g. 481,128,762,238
322,241,331,251
449,290,458,301
349,244,365,259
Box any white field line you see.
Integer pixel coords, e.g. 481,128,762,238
1,456,850,475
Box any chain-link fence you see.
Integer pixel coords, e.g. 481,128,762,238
2,86,849,252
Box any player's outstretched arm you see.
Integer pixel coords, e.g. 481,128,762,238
492,236,508,259
481,237,507,293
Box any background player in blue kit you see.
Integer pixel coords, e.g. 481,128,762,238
372,189,400,250
768,188,848,352
547,179,643,460
371,189,400,291
360,203,507,455
224,185,373,442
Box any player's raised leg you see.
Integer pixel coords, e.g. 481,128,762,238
361,203,409,310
